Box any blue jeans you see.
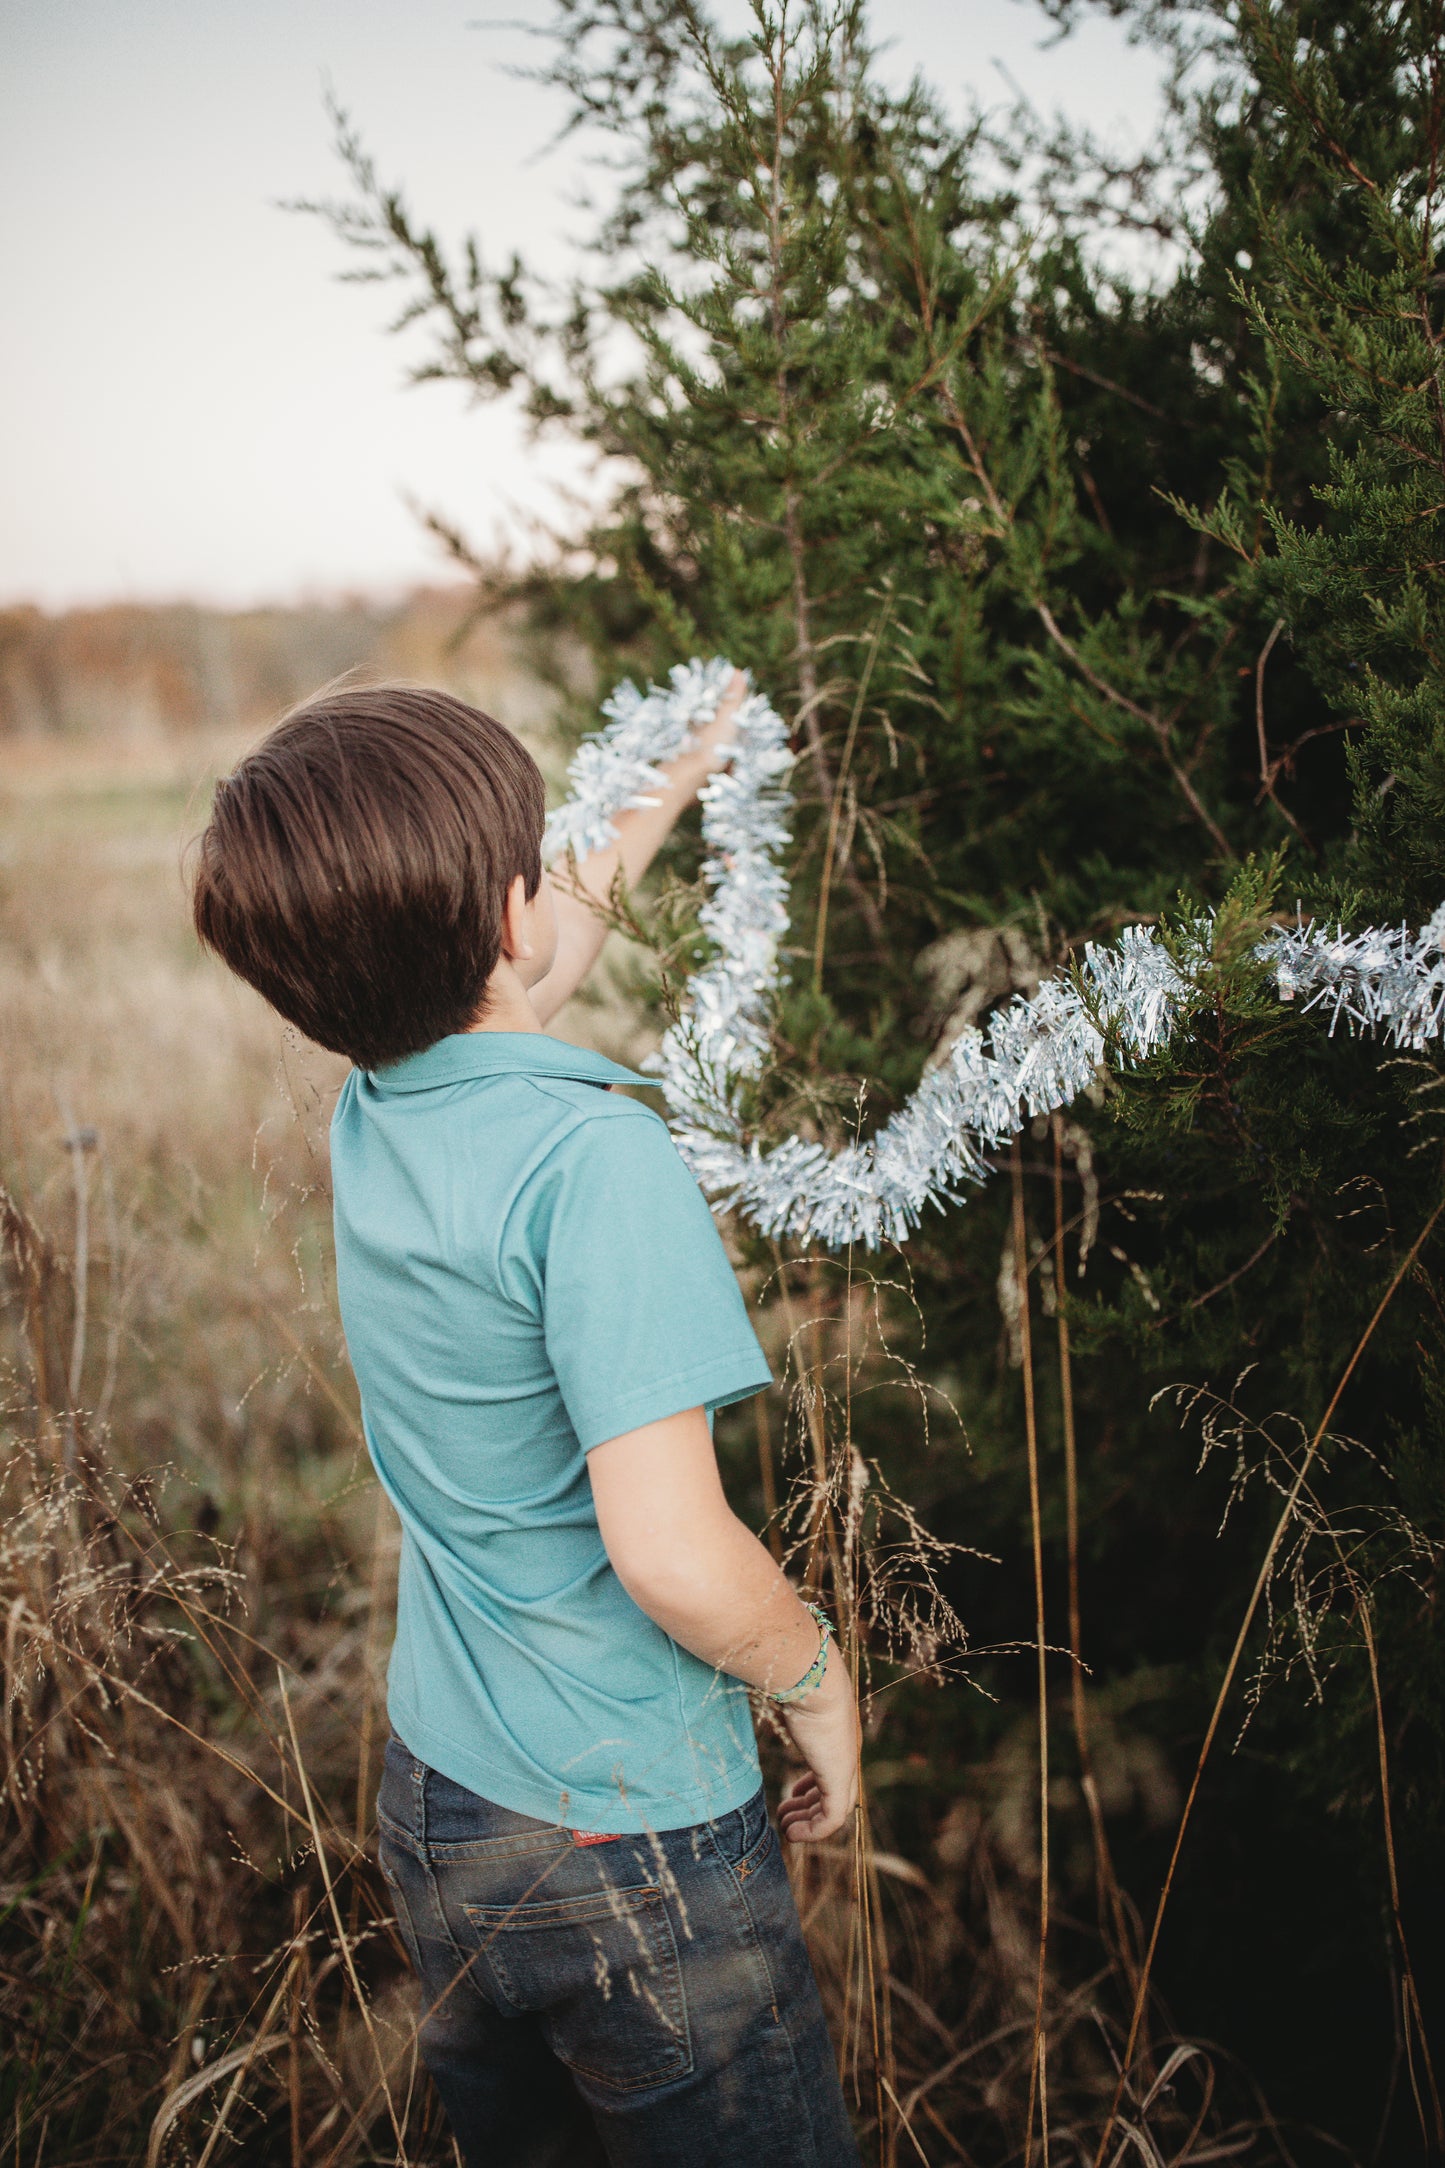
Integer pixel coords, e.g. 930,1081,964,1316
376,1735,861,2167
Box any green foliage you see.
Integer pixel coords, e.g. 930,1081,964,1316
311,0,1445,2150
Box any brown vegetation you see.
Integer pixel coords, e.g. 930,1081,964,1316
0,686,1292,2162
0,590,568,750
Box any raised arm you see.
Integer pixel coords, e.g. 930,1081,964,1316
529,668,748,1027
586,1406,861,1843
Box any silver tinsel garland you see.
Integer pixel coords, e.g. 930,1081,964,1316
545,659,1445,1248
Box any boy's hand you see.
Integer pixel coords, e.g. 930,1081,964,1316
534,669,749,1022
672,667,749,785
775,1643,861,1845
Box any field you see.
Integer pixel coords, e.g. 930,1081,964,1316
11,0,1445,2151
0,610,1403,2167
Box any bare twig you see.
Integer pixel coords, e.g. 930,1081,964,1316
1038,343,1172,423
1252,617,1310,845
1184,1226,1281,1312
1032,600,1235,859
814,590,894,992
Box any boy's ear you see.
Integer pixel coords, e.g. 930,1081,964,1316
500,872,533,962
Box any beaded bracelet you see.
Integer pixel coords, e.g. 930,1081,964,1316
770,1603,834,1705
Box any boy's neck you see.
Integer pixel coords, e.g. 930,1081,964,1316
466,960,545,1035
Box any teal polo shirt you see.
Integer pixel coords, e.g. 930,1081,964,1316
330,1030,771,1833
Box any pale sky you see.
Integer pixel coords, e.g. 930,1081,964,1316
1,0,1169,611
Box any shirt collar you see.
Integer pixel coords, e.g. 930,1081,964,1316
366,1031,653,1096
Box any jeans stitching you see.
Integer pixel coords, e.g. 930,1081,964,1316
406,1758,510,2014
423,1833,571,1864
704,1820,779,2009
376,1851,425,1978
462,1886,693,2093
712,1810,775,1889
460,1887,670,1932
704,1815,836,2166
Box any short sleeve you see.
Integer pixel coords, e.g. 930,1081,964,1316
534,1108,772,1452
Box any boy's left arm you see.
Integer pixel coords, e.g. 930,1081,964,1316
530,668,748,1026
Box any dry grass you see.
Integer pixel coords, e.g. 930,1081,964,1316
0,725,1306,2165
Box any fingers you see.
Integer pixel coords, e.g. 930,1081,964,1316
777,1769,857,1845
781,1801,851,1843
678,671,747,779
709,668,748,730
778,1772,821,1827
779,1795,828,1842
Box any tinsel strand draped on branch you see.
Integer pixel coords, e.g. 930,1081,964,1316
543,660,1445,1249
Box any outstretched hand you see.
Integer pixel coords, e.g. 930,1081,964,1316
533,668,750,1025
677,666,749,778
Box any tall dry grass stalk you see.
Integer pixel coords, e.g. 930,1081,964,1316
0,1171,443,2164
1010,1140,1050,2168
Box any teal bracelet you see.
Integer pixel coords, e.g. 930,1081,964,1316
770,1603,834,1705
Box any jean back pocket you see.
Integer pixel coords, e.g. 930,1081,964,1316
461,1885,692,2093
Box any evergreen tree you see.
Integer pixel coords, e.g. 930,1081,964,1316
311,3,1445,2153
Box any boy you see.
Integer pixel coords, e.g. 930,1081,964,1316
191,676,862,2166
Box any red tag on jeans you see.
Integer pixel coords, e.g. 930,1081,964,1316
571,1830,622,1846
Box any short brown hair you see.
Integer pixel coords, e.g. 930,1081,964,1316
191,684,546,1070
